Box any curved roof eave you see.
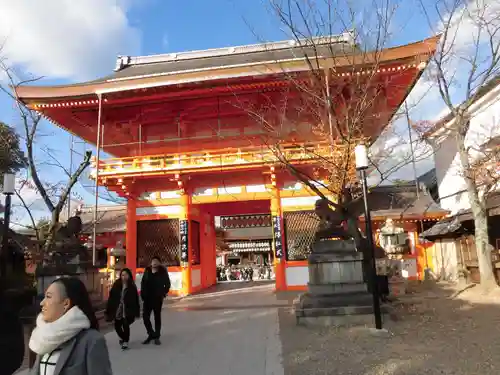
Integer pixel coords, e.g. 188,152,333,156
16,35,440,103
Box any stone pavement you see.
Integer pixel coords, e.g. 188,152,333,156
19,283,285,375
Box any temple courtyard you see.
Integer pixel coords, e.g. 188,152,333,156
17,282,500,375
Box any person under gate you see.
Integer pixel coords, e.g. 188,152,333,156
140,256,171,345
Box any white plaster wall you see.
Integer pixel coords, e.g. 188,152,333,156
432,239,459,281
435,89,500,215
169,271,183,291
136,270,183,291
285,266,309,286
136,205,182,216
281,196,320,208
191,268,201,287
435,135,470,213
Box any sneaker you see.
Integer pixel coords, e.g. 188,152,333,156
142,337,153,345
121,342,129,350
154,338,161,345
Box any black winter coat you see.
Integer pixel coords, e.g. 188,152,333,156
0,301,24,375
140,266,171,303
105,281,140,323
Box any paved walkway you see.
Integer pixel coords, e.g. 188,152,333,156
20,283,285,375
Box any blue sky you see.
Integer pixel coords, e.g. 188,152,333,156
0,0,486,226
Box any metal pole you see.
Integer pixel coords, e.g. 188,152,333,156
325,69,335,147
92,94,103,267
67,134,74,219
404,102,419,199
1,193,13,278
360,168,383,329
139,124,142,156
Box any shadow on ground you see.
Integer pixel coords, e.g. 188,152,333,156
278,282,500,375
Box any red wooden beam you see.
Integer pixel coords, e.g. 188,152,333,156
198,200,271,215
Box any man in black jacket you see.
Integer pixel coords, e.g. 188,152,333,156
140,256,170,345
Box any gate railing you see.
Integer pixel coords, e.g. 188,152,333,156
90,142,331,178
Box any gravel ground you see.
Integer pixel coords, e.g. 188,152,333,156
279,283,500,375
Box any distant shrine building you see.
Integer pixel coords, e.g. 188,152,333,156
17,33,444,295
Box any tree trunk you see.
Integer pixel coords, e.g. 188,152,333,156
43,210,61,254
456,129,497,289
346,216,364,250
471,207,496,288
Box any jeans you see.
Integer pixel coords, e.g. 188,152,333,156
114,319,130,342
143,299,163,338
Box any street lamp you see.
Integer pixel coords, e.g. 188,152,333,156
354,145,383,330
1,173,15,278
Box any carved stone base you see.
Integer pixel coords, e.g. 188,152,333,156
293,294,383,326
293,239,387,327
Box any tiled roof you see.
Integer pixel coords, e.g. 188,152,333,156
358,184,448,219
419,215,466,239
416,168,437,189
420,192,500,239
105,34,356,82
77,205,126,234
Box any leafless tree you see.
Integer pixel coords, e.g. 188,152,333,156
0,62,92,255
415,0,500,288
11,172,88,245
235,0,434,243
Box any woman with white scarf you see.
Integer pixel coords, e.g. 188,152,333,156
29,277,112,375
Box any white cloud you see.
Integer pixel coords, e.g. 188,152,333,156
0,0,141,80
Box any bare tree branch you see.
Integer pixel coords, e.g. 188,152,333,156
0,59,93,254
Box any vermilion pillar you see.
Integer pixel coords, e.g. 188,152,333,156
270,186,287,291
126,198,137,276
180,192,192,296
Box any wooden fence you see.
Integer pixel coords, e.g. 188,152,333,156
457,235,500,284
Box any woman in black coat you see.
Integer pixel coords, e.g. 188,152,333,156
105,268,140,350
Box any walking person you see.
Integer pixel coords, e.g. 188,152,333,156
140,256,170,345
28,277,112,375
105,268,140,350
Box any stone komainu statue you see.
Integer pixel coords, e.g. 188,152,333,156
313,190,386,260
55,216,83,239
49,215,90,265
314,198,350,240
313,186,364,240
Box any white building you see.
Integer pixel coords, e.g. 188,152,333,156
423,78,500,282
428,78,500,214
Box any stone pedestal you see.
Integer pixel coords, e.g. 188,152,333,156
388,277,407,297
293,239,385,326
